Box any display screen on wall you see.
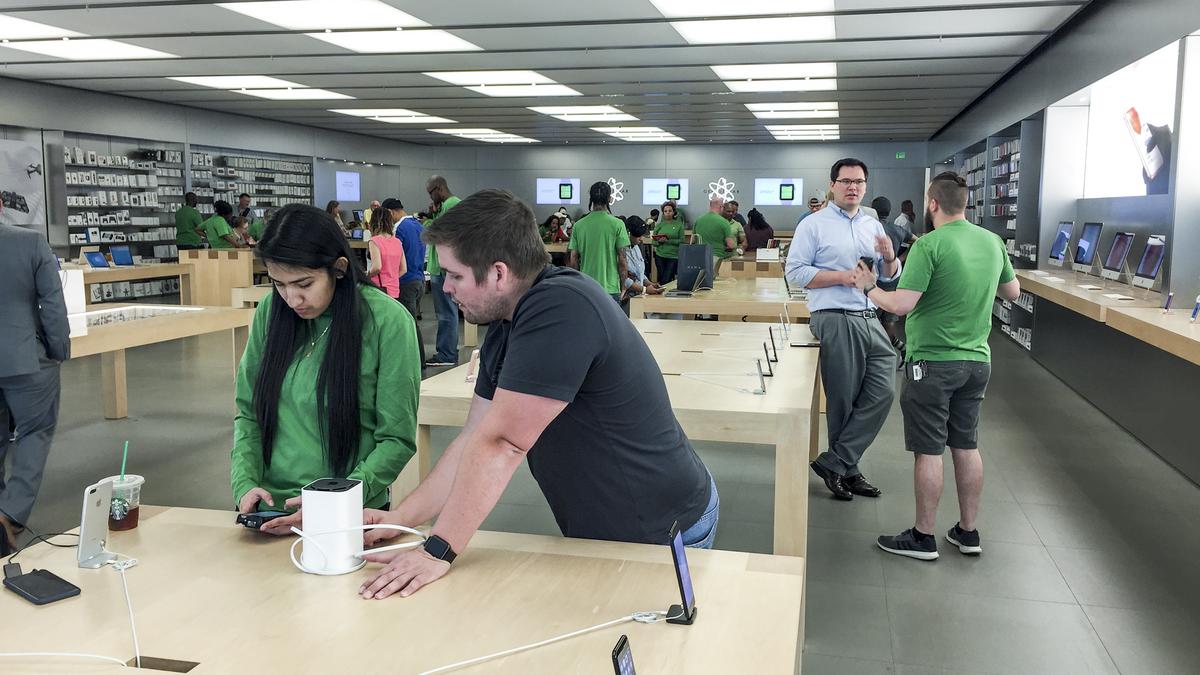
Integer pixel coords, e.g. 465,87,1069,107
1076,42,1179,198
536,178,580,205
335,171,361,202
1134,235,1167,279
643,178,689,206
754,178,805,206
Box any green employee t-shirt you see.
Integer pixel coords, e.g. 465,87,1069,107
426,195,461,276
568,210,631,294
652,218,685,259
248,217,266,241
898,219,1015,363
175,205,203,246
201,214,235,249
694,212,736,259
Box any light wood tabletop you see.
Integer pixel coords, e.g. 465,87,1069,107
0,506,805,675
69,305,253,419
1105,306,1200,366
403,318,821,564
231,283,272,308
1016,269,1160,322
629,277,809,323
723,254,785,279
74,262,195,308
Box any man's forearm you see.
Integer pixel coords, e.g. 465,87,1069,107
881,258,899,278
391,430,473,526
430,434,527,553
806,269,851,289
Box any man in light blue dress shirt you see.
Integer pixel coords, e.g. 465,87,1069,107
786,158,900,501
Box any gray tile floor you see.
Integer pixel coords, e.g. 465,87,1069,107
12,298,1200,674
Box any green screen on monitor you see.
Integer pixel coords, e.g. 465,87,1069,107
779,183,795,201
666,183,681,200
559,183,572,200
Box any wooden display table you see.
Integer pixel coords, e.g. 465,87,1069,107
724,254,785,279
231,284,271,308
545,241,568,254
181,249,255,307
77,263,194,309
402,319,821,560
628,277,809,324
1016,269,1160,322
0,506,805,674
1105,307,1200,366
69,305,253,420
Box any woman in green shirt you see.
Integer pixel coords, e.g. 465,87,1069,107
651,200,685,284
231,204,421,535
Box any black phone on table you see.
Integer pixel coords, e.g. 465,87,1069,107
612,634,636,675
235,510,290,529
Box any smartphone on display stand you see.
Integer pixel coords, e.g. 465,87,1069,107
612,635,637,675
666,521,697,625
78,480,116,569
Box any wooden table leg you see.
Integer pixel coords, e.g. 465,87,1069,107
102,349,128,420
773,408,809,559
179,272,194,305
810,365,823,461
232,325,249,368
629,296,644,318
391,424,433,504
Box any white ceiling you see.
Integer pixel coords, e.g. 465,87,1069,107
0,0,1091,145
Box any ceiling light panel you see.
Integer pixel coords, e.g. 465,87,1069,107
530,106,636,122
725,79,838,93
649,0,834,18
307,29,480,53
4,39,176,60
216,0,427,30
426,71,554,86
428,128,539,143
169,75,304,89
747,102,839,119
237,88,353,100
0,15,81,40
712,63,838,80
377,116,455,124
592,127,684,142
671,17,835,45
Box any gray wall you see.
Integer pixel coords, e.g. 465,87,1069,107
1171,36,1200,303
930,0,1200,161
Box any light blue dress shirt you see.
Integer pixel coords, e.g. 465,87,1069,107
784,204,900,312
624,244,648,290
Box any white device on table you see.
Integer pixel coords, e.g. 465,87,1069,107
1101,232,1135,281
1131,235,1166,290
1072,222,1103,274
78,479,117,568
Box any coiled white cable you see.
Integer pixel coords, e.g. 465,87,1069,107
418,610,682,674
288,524,425,575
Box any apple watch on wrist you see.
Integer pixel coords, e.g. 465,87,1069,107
863,283,877,295
423,534,457,564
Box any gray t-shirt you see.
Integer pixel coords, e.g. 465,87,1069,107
474,266,711,544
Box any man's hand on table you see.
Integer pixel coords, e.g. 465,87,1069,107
359,547,450,599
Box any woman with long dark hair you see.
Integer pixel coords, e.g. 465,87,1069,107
231,204,421,534
744,208,774,251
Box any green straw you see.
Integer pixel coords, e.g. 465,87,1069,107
120,441,129,482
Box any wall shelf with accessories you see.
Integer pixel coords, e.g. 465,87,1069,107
994,290,1036,351
59,132,185,263
189,145,313,219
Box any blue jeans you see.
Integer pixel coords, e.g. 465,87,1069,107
429,274,459,363
681,474,720,549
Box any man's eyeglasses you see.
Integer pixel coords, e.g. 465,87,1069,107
833,179,867,187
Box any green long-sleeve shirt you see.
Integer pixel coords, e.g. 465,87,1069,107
175,205,203,246
231,284,421,510
652,218,686,258
425,195,461,276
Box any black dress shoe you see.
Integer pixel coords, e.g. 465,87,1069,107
844,474,882,498
810,462,853,501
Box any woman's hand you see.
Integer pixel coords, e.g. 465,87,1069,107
238,487,274,514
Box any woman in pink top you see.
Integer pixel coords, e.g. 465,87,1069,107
366,208,406,299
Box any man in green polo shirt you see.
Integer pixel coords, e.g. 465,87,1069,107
852,171,1020,562
175,191,204,249
568,181,629,302
694,196,737,259
425,175,463,367
200,200,245,249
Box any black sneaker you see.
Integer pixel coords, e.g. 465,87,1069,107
877,528,939,561
424,357,457,367
946,523,982,555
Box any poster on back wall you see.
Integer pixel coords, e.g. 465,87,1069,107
0,139,47,229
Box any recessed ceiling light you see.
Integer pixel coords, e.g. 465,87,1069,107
376,116,455,124
5,38,177,60
216,0,426,30
469,84,581,97
238,88,353,100
170,75,305,89
649,0,834,18
530,106,636,122
592,126,684,142
725,79,837,93
746,102,839,119
428,128,539,143
712,63,837,80
426,70,553,86
0,15,81,40
308,29,480,53
671,17,835,45
330,107,454,123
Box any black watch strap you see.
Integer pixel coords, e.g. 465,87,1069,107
864,283,877,294
423,534,457,564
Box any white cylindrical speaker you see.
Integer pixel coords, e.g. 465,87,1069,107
300,478,364,575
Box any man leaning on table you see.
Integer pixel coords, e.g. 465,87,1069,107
0,203,70,556
356,189,719,599
785,158,899,501
851,172,1019,560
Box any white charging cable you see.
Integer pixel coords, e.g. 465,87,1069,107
288,524,426,575
418,609,683,674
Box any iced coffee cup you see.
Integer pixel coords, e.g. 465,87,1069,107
107,475,145,531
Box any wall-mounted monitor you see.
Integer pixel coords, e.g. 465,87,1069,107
754,178,805,206
335,171,360,202
1101,232,1135,281
536,178,580,205
1132,235,1166,289
1048,221,1073,266
1072,222,1103,273
643,178,690,206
